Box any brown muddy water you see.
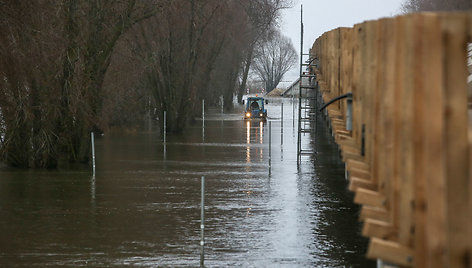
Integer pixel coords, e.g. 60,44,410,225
0,98,374,267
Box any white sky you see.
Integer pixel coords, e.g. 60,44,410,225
280,0,405,85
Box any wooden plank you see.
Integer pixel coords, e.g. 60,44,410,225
375,17,396,229
349,177,376,192
360,206,390,222
412,13,427,268
348,167,370,180
440,13,470,268
368,238,414,267
396,14,415,249
351,23,364,149
390,15,416,254
354,188,385,207
362,21,379,178
422,13,448,267
469,128,472,268
363,219,397,240
340,28,352,118
347,159,370,171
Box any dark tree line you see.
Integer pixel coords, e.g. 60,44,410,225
0,0,292,168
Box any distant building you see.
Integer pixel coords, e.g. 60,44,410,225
282,76,311,97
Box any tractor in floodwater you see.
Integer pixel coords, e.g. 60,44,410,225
244,96,267,120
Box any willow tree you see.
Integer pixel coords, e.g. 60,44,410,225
252,32,297,93
0,0,158,167
134,0,237,133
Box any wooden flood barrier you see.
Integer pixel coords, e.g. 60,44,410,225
311,12,472,267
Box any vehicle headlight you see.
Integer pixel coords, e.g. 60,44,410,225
259,113,263,117
245,112,251,117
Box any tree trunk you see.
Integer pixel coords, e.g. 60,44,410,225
237,47,254,103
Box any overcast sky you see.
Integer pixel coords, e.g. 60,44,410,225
279,0,405,85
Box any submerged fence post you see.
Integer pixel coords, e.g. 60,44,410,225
164,111,167,140
91,132,96,176
221,96,224,114
200,176,205,267
202,99,205,140
281,103,284,146
269,121,272,170
163,111,167,155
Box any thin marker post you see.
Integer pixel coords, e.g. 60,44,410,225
163,111,167,155
200,176,205,267
202,99,205,140
91,132,96,176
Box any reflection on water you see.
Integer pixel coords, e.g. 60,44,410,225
0,99,373,267
245,120,265,165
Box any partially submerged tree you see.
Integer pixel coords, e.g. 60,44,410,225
0,0,294,168
0,0,158,167
252,32,297,93
132,0,232,133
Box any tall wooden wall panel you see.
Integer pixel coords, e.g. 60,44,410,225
441,14,470,268
310,11,472,267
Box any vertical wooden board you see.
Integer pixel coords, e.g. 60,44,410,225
326,31,331,98
336,28,341,111
375,18,396,220
328,30,334,99
339,28,350,118
469,128,472,268
362,20,379,180
358,22,369,159
412,13,426,268
351,23,364,149
343,28,353,119
333,29,339,102
358,21,369,156
395,14,416,250
391,14,406,247
369,20,384,189
390,17,405,242
422,13,447,268
440,13,470,268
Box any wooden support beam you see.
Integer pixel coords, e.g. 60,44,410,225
347,159,370,171
349,176,376,192
354,188,385,207
363,219,397,240
360,206,390,222
348,167,370,180
368,238,414,267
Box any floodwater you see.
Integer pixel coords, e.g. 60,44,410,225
0,98,374,267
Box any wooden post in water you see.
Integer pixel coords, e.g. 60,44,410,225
269,121,272,170
163,111,167,155
202,99,205,140
200,176,205,267
91,132,96,176
281,103,284,145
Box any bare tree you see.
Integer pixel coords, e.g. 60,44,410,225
252,32,297,93
235,0,293,104
131,0,233,133
400,0,472,13
0,0,158,167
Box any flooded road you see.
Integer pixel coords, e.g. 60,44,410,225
0,98,374,267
